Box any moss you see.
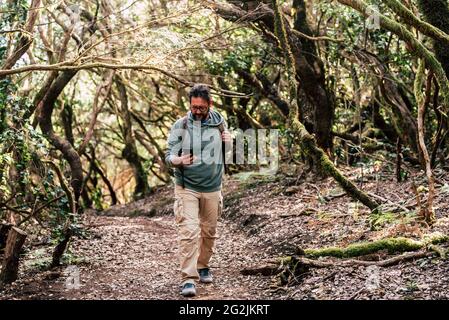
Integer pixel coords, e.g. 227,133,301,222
24,258,52,271
305,246,346,258
304,233,449,258
305,237,429,258
278,256,293,265
384,0,449,48
423,232,449,245
61,253,88,265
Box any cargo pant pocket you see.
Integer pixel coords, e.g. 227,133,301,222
174,195,184,224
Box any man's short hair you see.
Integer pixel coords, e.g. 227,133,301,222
189,84,211,104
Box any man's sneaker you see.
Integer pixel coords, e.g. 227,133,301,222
198,268,213,283
180,283,196,297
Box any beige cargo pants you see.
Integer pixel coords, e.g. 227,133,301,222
174,185,223,285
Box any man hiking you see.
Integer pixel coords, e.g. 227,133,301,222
165,84,232,297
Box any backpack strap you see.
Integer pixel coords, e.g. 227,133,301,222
218,122,229,175
177,116,188,156
178,116,188,189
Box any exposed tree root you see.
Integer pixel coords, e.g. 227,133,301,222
241,263,281,276
304,234,448,258
286,251,438,269
241,234,448,287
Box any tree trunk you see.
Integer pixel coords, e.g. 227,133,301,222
51,226,73,267
37,70,83,203
115,76,150,200
292,0,334,153
414,62,436,224
271,0,379,211
352,50,420,156
37,71,82,269
416,0,449,78
82,152,118,206
208,0,335,152
0,227,27,285
61,102,75,146
336,0,449,113
0,223,13,250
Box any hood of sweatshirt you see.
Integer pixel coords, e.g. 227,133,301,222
187,109,225,128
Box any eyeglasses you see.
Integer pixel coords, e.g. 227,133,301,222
191,106,209,112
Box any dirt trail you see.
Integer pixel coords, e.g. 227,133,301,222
2,169,449,300
0,212,276,300
66,214,278,300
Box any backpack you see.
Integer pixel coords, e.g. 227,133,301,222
177,115,228,188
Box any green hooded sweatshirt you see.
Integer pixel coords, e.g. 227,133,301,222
165,110,227,192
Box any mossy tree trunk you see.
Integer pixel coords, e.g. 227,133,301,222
271,0,379,211
337,0,449,115
206,0,335,152
415,0,449,78
292,0,335,153
37,70,83,203
0,227,27,285
416,0,449,156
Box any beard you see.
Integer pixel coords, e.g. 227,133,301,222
193,114,207,121
192,110,209,121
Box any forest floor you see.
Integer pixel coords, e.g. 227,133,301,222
1,163,449,300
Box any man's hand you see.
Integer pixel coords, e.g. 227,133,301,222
221,130,232,143
171,154,196,166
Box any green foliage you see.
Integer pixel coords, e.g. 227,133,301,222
0,65,74,246
23,248,52,271
90,185,104,211
369,211,398,230
369,208,421,231
0,0,29,61
61,250,88,265
204,35,266,76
